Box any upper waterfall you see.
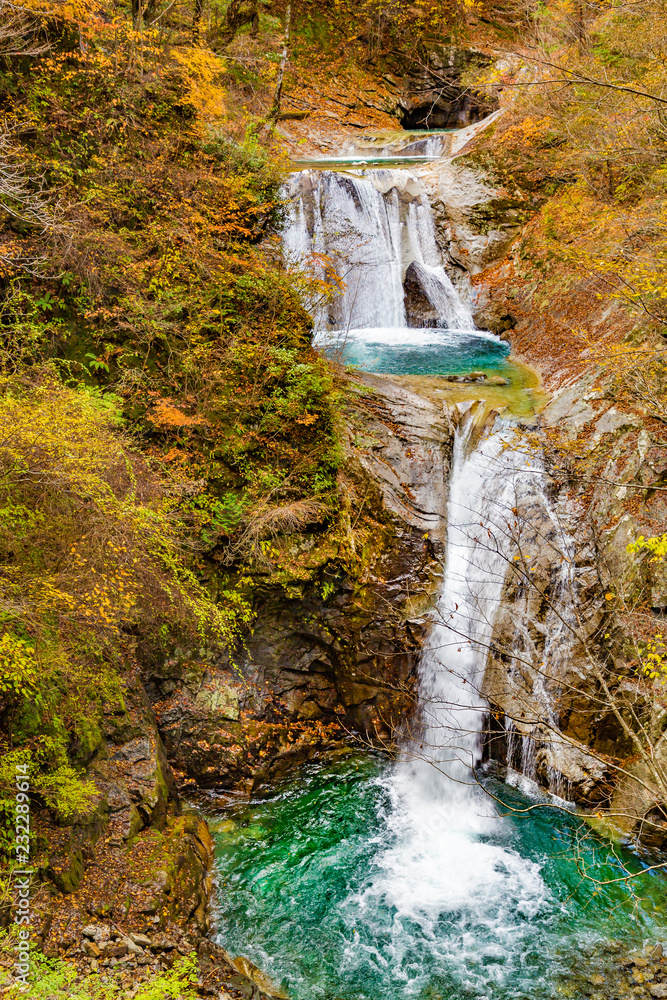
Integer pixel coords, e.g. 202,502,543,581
283,167,475,335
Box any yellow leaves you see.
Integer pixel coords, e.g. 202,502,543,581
147,247,185,296
641,632,667,681
21,0,90,16
0,380,248,650
169,47,227,123
0,634,39,701
628,533,667,562
500,117,555,150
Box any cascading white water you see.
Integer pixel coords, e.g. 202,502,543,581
339,422,553,990
407,423,539,796
283,167,474,335
283,145,563,806
285,146,575,968
212,408,667,999
284,171,405,329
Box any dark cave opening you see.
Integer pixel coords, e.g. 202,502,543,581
399,94,497,130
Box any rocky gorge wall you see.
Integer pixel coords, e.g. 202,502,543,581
416,104,667,843
147,373,455,792
25,369,457,984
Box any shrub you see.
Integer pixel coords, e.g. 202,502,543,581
0,374,252,847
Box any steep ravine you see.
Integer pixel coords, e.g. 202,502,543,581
271,109,630,817
28,64,667,998
202,122,667,999
27,371,458,991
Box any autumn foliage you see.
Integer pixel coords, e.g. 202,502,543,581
0,0,343,844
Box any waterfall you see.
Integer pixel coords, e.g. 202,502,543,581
340,422,551,988
284,149,569,797
210,129,667,1000
417,418,580,804
283,167,474,335
210,135,667,1000
343,131,455,159
283,171,405,329
405,422,541,800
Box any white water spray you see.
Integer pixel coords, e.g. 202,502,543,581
340,423,552,992
408,423,541,797
283,168,474,334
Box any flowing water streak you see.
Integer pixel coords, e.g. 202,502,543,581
343,131,455,159
409,422,542,795
503,482,580,797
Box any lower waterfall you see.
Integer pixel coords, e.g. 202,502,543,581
211,422,666,1000
407,422,540,794
333,423,551,992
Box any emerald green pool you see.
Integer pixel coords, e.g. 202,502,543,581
317,327,511,377
212,753,667,1000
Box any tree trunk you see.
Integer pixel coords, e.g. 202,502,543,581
267,3,291,123
573,0,586,49
192,0,204,43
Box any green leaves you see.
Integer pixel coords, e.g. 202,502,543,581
0,634,39,706
0,941,200,998
84,352,110,374
627,533,667,562
35,292,55,312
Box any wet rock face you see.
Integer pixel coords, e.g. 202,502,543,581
394,45,498,130
314,43,498,128
400,97,488,131
476,375,667,834
479,452,617,805
148,375,454,789
422,154,524,278
472,301,516,337
154,593,426,789
403,260,441,326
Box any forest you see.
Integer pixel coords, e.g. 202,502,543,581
2,0,667,996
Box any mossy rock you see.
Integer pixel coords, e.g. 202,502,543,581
48,849,84,894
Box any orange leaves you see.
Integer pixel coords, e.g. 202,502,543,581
169,46,227,124
162,446,186,464
147,398,209,430
500,117,556,150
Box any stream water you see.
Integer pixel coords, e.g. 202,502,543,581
211,129,667,998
